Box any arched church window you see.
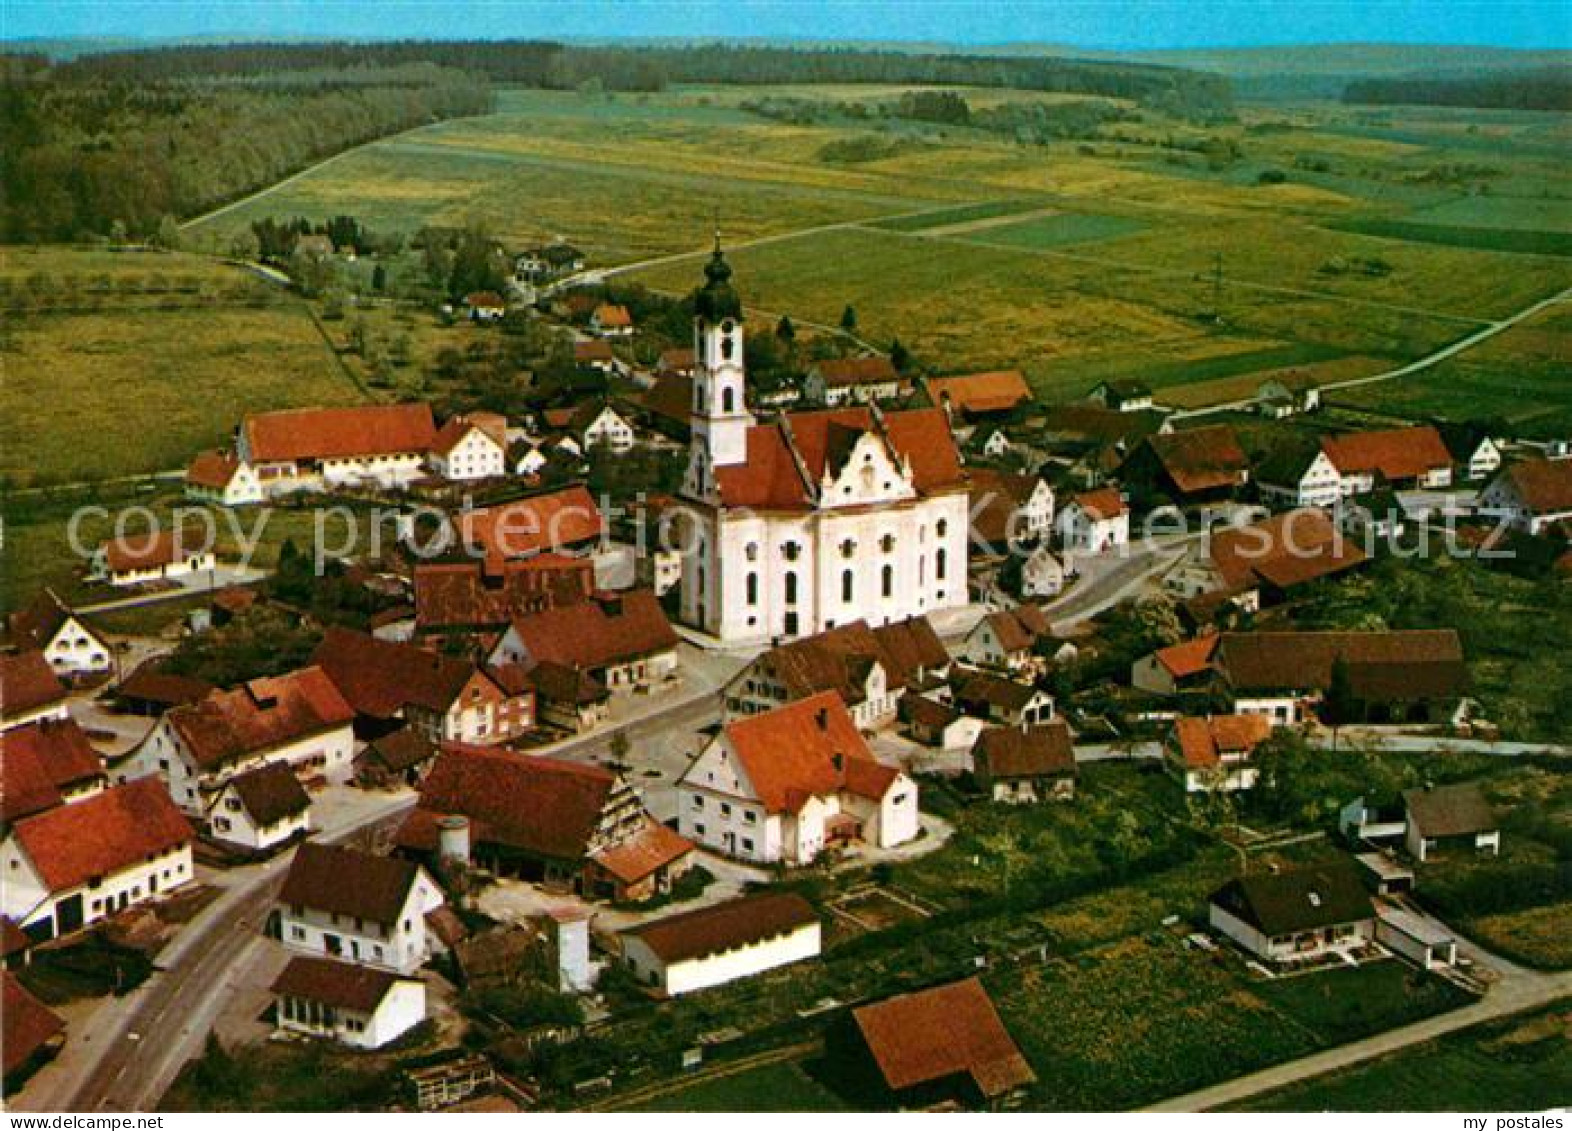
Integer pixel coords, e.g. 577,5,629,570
841,569,854,603
784,572,798,603
782,541,801,562
937,519,949,538
936,548,948,580
881,564,894,598
721,335,734,361
723,387,735,413
840,538,856,558
746,572,759,605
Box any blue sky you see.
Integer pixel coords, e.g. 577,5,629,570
5,0,1569,50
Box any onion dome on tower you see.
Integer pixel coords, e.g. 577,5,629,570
693,231,744,323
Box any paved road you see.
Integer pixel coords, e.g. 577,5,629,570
1044,546,1181,631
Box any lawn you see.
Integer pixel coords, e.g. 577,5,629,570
1235,1007,1572,1112
630,1060,848,1112
0,249,365,486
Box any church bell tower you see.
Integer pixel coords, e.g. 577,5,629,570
685,235,753,499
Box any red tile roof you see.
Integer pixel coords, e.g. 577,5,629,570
465,291,505,310
923,370,1033,416
813,355,900,388
852,977,1035,1099
272,955,412,1013
313,626,496,719
657,348,696,375
114,660,215,710
1497,458,1572,516
1070,487,1126,521
414,554,594,629
1209,509,1367,591
226,762,311,826
593,303,632,328
432,416,505,458
1321,425,1452,482
0,650,67,721
402,745,628,862
1217,629,1466,695
3,972,64,1075
574,339,615,363
243,403,437,463
624,891,817,964
1171,714,1271,769
185,449,244,489
755,617,946,709
590,818,694,884
12,778,192,893
504,590,677,671
720,692,899,815
972,721,1075,780
458,486,605,560
0,718,104,822
166,667,354,771
101,529,208,574
5,588,87,652
1144,424,1250,494
279,842,425,926
1152,633,1220,679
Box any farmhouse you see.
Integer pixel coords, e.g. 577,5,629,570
4,589,111,678
0,718,107,822
487,590,678,694
354,727,438,789
919,370,1033,422
1255,374,1322,417
1019,545,1067,599
1439,424,1503,482
1215,629,1468,726
184,449,263,506
92,529,215,587
678,692,919,866
1403,782,1500,862
456,485,605,562
573,339,618,374
0,652,69,732
1208,859,1375,965
1253,439,1344,510
428,413,508,481
1130,633,1219,696
619,891,821,997
205,762,311,853
1087,380,1153,413
673,245,971,646
1320,425,1454,494
839,976,1035,1110
313,627,533,744
1167,509,1367,607
590,302,633,337
238,403,438,494
1055,488,1128,554
951,669,1054,727
464,291,506,322
958,606,1052,676
804,355,906,406
514,659,612,733
1121,424,1250,504
898,691,979,750
120,666,356,816
0,778,194,942
272,955,427,1050
278,843,447,974
723,615,949,728
1166,714,1272,793
970,721,1076,803
396,745,692,902
1480,458,1572,535
968,469,1055,548
413,554,594,633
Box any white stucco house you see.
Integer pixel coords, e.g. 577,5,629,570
277,842,446,975
428,414,508,481
1208,860,1376,965
620,892,821,997
1055,488,1129,554
272,956,427,1049
237,403,437,496
677,692,919,866
205,762,312,853
184,450,265,506
1479,458,1572,535
4,589,112,677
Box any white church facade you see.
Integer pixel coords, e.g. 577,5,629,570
673,242,971,646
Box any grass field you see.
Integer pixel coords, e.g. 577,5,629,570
0,248,365,486
631,1061,848,1112
1236,1007,1572,1112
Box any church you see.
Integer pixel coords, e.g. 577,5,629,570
674,241,971,646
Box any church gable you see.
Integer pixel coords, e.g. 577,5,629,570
819,428,915,508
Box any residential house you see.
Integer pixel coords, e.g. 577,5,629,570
1480,458,1572,535
573,339,618,374
3,972,65,1087
970,721,1076,803
1439,424,1503,482
1253,439,1345,510
723,616,949,729
1039,404,1171,470
1403,782,1500,862
428,414,508,482
1320,426,1454,494
804,356,906,407
272,955,427,1050
313,627,532,745
354,727,439,789
205,762,311,853
959,606,1052,676
619,892,821,997
837,977,1035,1110
1087,380,1153,413
0,778,194,942
515,243,583,282
456,486,605,562
119,666,356,817
1255,374,1322,418
1165,509,1367,609
0,652,69,733
898,691,980,750
464,291,506,322
1130,634,1219,696
184,449,264,506
92,530,215,587
1121,424,1250,505
1215,629,1468,726
1055,488,1129,554
918,370,1034,423
395,745,693,902
4,589,112,678
1019,545,1067,599
413,554,594,635
951,669,1054,727
571,401,637,453
590,303,634,338
677,692,919,866
277,842,446,974
1166,714,1272,793
656,348,697,380
487,590,679,695
520,661,612,733
969,469,1055,550
1208,859,1376,965
0,718,107,823
238,403,438,495
112,661,214,717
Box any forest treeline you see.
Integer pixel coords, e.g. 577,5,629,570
2,38,1232,242
1343,69,1572,112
